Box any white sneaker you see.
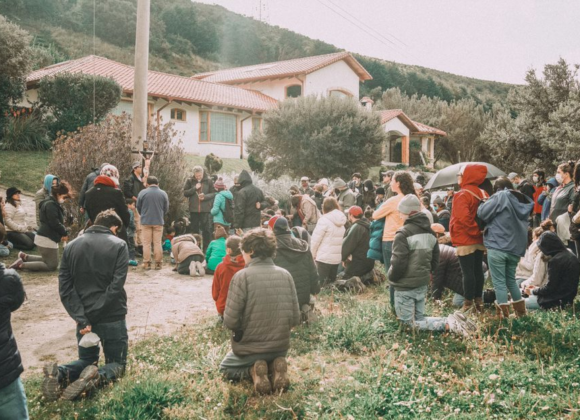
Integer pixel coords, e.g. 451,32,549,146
447,311,478,337
196,262,205,277
189,261,197,277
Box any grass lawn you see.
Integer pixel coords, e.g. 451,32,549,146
0,151,250,194
24,283,580,419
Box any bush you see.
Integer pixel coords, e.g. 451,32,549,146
0,114,50,151
48,113,188,236
204,153,223,175
247,153,264,173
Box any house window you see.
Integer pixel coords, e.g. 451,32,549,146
329,89,352,98
286,85,302,98
171,108,186,121
199,111,237,144
252,117,262,134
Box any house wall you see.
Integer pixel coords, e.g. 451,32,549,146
234,77,302,102
305,60,360,98
383,118,410,137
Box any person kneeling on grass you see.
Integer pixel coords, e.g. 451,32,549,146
205,225,228,275
171,234,205,276
42,209,129,402
220,229,300,395
212,235,244,322
388,195,477,337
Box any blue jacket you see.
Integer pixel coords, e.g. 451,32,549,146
210,190,234,227
137,186,169,226
477,189,534,257
367,218,385,262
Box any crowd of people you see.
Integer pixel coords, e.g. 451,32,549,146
1,159,580,416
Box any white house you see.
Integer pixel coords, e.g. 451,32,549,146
23,52,445,164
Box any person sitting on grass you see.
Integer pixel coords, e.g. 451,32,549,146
171,234,205,276
212,235,244,321
43,209,129,402
388,195,477,337
205,225,228,275
220,229,300,395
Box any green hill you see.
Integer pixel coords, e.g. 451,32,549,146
0,0,512,106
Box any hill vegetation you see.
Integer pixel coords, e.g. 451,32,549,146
0,0,512,107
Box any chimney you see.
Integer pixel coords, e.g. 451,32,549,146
360,96,374,111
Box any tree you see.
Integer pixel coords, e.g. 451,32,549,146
38,73,121,138
483,59,580,173
247,96,386,180
204,153,223,175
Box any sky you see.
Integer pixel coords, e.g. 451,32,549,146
194,0,580,85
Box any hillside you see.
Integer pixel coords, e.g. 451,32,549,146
0,0,512,106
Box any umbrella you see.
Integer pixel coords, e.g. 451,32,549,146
424,162,506,191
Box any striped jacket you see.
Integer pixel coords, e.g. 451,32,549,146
387,212,439,291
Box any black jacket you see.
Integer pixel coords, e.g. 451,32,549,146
123,172,145,200
233,170,265,229
184,173,216,213
273,231,320,306
342,218,375,277
37,196,68,243
431,244,464,299
517,179,536,204
84,183,131,241
79,168,99,208
59,225,129,326
533,232,580,309
0,264,25,390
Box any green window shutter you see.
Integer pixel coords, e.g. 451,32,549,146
210,113,236,143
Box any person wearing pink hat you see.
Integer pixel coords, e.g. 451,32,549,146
210,177,234,231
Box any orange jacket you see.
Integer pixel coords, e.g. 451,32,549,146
212,254,245,315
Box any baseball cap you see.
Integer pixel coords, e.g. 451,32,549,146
348,206,363,217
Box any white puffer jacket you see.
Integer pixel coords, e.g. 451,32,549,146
4,203,28,233
311,209,346,264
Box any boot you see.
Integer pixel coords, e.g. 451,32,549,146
269,357,290,393
143,261,152,271
250,361,271,395
62,365,99,401
494,301,510,319
511,299,527,318
474,297,484,313
461,299,474,312
42,362,62,402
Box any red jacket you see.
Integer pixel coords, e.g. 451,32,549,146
212,254,245,315
450,164,488,247
533,185,543,215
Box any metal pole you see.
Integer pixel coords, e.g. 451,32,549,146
132,0,150,159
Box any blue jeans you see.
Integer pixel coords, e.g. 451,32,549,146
487,249,522,304
58,319,128,386
525,295,540,310
395,285,447,331
383,241,394,306
0,378,29,420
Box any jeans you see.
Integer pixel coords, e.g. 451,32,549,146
394,285,447,331
0,241,11,257
127,235,136,260
458,250,485,301
220,350,287,381
190,212,211,251
487,249,522,304
382,241,394,307
525,295,541,310
141,225,163,264
58,319,128,386
6,231,35,250
177,255,203,275
22,245,59,271
0,377,29,420
316,261,339,286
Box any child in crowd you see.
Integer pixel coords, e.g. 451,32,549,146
212,235,244,321
125,198,138,266
205,225,228,275
388,194,477,337
171,234,205,276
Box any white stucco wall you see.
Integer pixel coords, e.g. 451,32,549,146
20,89,38,107
383,118,410,137
304,60,360,98
234,77,302,102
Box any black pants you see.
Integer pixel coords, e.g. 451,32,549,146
458,250,485,301
190,212,211,250
317,261,339,286
177,254,204,275
7,231,35,250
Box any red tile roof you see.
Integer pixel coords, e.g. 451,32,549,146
193,52,373,84
411,120,447,136
378,109,446,136
26,56,278,112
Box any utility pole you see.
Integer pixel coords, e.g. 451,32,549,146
132,0,150,164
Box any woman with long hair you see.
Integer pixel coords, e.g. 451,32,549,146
4,187,35,251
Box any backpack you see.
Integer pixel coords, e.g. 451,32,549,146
460,188,488,231
223,196,235,224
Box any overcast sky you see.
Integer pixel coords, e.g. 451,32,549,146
194,0,580,85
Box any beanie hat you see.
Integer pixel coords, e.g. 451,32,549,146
348,206,363,217
376,187,385,195
267,215,280,230
398,194,421,215
433,196,444,206
100,164,120,186
332,178,347,190
431,223,446,234
6,187,21,200
214,179,225,191
273,216,290,233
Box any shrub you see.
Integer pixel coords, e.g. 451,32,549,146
48,113,188,236
247,153,264,173
204,153,223,175
0,114,50,151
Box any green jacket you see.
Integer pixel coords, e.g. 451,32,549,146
387,212,439,291
210,190,234,227
206,237,227,271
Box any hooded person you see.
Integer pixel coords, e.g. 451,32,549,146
84,174,131,242
342,206,374,279
538,177,559,222
362,180,376,209
332,178,356,212
34,174,59,227
478,177,534,318
233,170,266,232
212,235,245,317
272,217,320,309
433,197,450,231
449,163,489,312
79,163,108,213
